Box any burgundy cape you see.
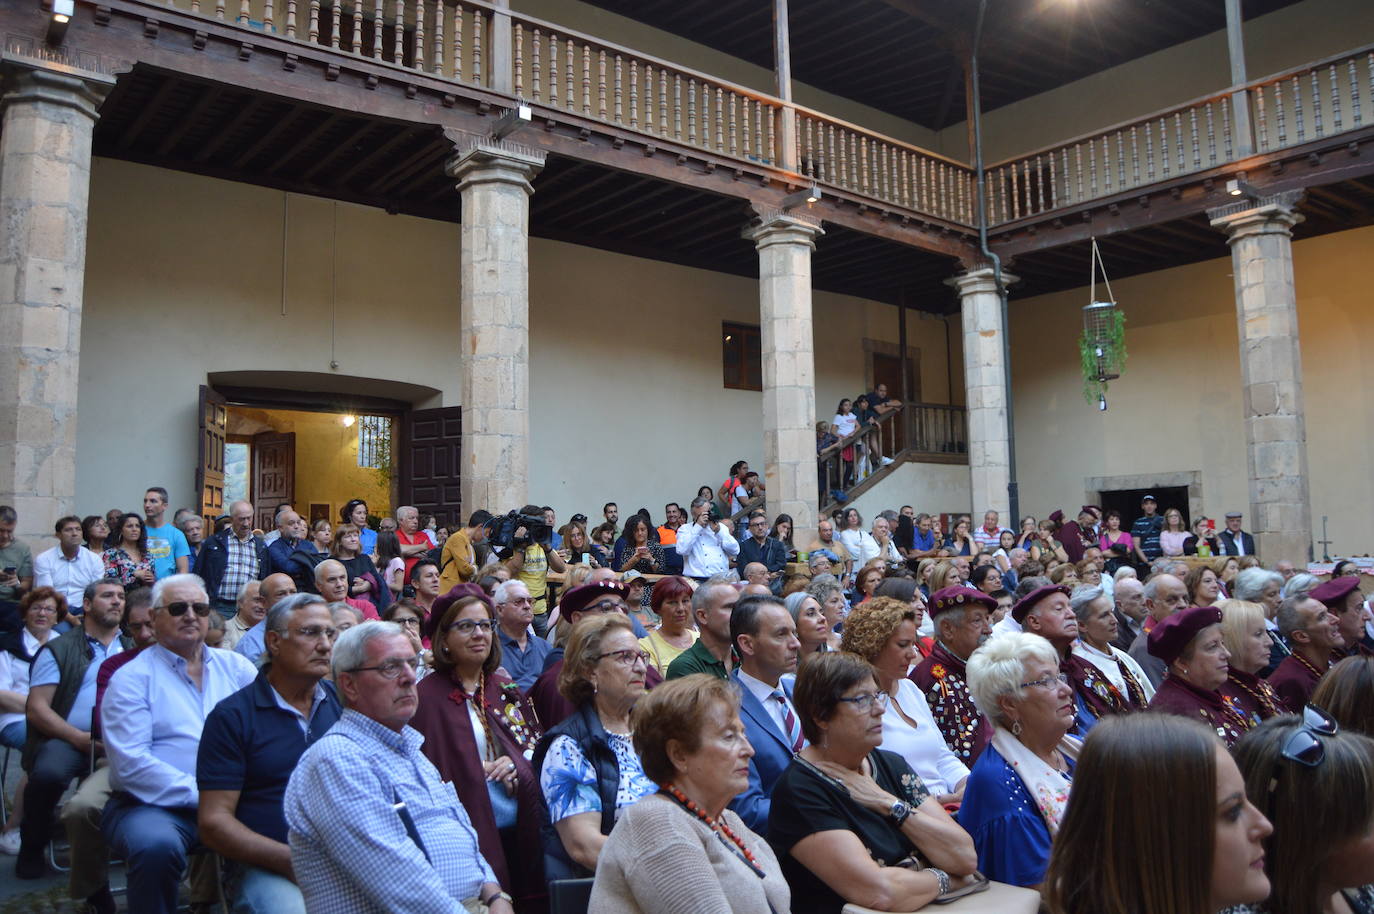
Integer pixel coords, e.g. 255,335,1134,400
910,643,992,764
1266,653,1327,714
1150,675,1252,747
1062,651,1136,720
529,655,663,730
1221,669,1285,726
411,670,547,911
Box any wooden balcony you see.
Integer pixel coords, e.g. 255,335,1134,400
818,403,967,514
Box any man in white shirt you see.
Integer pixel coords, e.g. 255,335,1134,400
676,497,740,580
871,517,902,565
728,595,801,832
33,516,104,609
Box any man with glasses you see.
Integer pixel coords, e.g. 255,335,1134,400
492,580,549,690
101,573,258,914
911,586,997,765
233,573,301,665
728,594,802,832
16,580,129,886
738,512,788,596
285,621,512,914
197,594,342,914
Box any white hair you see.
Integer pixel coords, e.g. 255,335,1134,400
150,573,208,609
493,578,529,605
1281,572,1319,600
1113,566,1139,583
966,631,1059,729
1234,567,1283,602
1069,584,1108,622
395,506,418,521
331,620,405,684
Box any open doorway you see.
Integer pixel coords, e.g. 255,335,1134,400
1099,485,1191,529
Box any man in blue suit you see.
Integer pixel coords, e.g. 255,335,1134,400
727,594,802,834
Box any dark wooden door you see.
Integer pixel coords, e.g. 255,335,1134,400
252,432,295,531
402,407,463,527
872,353,920,454
195,385,228,526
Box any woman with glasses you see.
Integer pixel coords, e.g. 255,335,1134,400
533,614,655,877
1226,709,1374,914
962,631,1082,887
103,512,155,587
1147,606,1253,747
767,651,978,914
411,588,546,908
381,599,431,676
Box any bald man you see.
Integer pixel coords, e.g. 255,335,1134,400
232,573,299,664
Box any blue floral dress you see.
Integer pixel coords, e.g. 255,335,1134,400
538,731,655,824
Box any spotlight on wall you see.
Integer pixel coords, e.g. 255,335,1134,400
1097,393,1108,412
1225,177,1262,201
781,185,822,211
47,0,74,44
341,414,356,428
491,104,533,141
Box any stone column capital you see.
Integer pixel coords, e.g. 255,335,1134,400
444,136,546,195
1,63,110,122
948,265,1019,297
1207,190,1305,243
743,206,824,250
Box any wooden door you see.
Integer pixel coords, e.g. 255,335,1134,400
872,352,920,454
402,407,463,527
195,385,228,526
252,432,296,531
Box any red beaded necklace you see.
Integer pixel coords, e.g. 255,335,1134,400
661,784,765,878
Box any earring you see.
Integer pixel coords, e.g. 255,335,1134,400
1011,720,1022,737
1180,667,1188,676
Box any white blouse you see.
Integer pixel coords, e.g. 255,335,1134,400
881,678,971,797
1073,640,1156,702
0,628,45,732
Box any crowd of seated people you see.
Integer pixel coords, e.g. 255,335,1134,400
0,481,1370,914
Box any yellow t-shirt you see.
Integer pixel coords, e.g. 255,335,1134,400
640,628,700,674
518,543,550,614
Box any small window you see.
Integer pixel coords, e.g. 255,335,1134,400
722,322,762,391
357,415,392,469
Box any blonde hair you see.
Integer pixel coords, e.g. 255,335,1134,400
1217,599,1266,662
840,596,915,662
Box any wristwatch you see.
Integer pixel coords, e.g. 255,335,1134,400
888,799,911,827
926,867,951,898
480,889,513,907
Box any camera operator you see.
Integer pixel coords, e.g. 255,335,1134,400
500,503,566,637
675,496,740,582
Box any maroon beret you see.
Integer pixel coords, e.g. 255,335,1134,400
1048,510,1065,525
1011,584,1071,624
929,585,998,618
1311,575,1361,608
1147,606,1224,665
425,582,493,642
559,580,629,620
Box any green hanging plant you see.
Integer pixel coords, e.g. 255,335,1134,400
1079,306,1127,404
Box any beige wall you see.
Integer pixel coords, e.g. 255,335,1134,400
1008,222,1374,560
846,461,971,527
77,159,949,525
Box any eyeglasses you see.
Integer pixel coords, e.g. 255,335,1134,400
445,619,495,635
349,657,422,679
586,600,626,614
597,648,650,667
27,604,58,615
1020,672,1070,691
164,601,212,618
393,617,421,629
288,624,337,642
836,691,889,712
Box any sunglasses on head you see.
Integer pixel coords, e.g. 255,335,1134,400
1267,704,1339,814
164,601,212,618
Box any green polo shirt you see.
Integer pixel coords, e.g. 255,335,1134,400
665,638,731,681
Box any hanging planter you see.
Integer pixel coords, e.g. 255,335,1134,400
1078,238,1127,409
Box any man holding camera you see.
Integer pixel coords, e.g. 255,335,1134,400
501,504,566,638
675,496,740,581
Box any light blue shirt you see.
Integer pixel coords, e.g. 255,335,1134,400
31,632,125,730
285,710,497,914
235,620,268,664
102,643,258,807
144,523,191,581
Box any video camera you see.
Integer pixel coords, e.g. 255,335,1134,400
486,509,552,556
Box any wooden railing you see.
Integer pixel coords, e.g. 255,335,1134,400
905,402,967,456
984,44,1374,225
817,404,967,506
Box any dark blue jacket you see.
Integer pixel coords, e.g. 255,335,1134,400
531,703,619,877
738,535,789,595
194,529,269,599
729,670,801,833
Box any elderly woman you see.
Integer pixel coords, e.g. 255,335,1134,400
806,578,846,647
411,586,545,906
786,591,833,655
0,588,65,852
851,565,884,607
1043,714,1273,914
1068,585,1152,710
1228,711,1374,914
1185,563,1223,607
533,614,655,877
841,598,969,806
589,675,790,914
1232,566,1287,674
1146,606,1252,746
768,652,978,914
1217,599,1285,726
639,576,697,673
1281,571,1320,601
962,632,1082,887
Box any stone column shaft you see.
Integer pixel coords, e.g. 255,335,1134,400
0,65,107,543
446,141,545,515
951,267,1017,520
745,209,823,532
1209,192,1311,564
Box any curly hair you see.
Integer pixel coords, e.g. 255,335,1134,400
840,596,915,662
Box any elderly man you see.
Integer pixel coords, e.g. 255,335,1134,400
195,500,269,618
266,510,307,577
1014,584,1125,735
316,560,374,619
972,510,1006,551
34,515,105,609
198,593,342,914
174,509,206,563
728,594,801,833
1128,573,1189,688
1267,595,1344,712
1275,559,1298,580
223,580,265,651
101,574,258,914
437,510,492,593
284,622,512,914
676,496,740,580
911,586,996,765
665,574,739,681
16,580,130,883
233,573,301,665
1110,577,1147,652
804,517,851,578
871,516,902,565
394,506,433,580
1217,511,1256,557
806,552,835,578
492,580,549,690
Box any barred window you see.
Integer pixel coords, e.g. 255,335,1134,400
357,415,391,469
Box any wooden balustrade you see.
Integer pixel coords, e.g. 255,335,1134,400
816,404,967,508
1250,47,1373,154
905,403,967,457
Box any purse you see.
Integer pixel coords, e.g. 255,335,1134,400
486,778,519,830
841,877,1040,914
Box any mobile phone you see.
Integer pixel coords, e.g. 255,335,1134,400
2,567,14,575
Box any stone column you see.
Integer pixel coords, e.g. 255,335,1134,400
446,140,545,515
1209,191,1311,564
0,65,108,543
744,208,823,532
951,266,1018,520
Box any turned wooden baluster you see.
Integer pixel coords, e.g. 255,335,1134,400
414,0,427,68
346,0,359,51
307,0,317,42
614,56,623,124
688,79,697,144
1143,122,1154,181
860,137,871,194
1188,108,1199,170
1221,95,1233,159
627,58,636,129
715,88,724,152
1275,79,1287,145
581,45,591,117
1158,119,1170,176
827,124,837,186
431,0,442,74
1310,70,1322,137
597,50,607,121
844,132,855,189
1115,134,1125,192
1006,160,1017,220
1351,58,1362,127
472,8,483,82
1291,76,1304,143
262,0,273,33
673,74,681,139
1072,143,1083,199
1056,149,1067,207
238,0,249,25
658,70,668,135
452,4,462,79
767,106,776,163
327,0,339,48
1254,85,1268,151
728,94,738,155
563,36,574,110
511,23,523,95
285,0,295,37
1329,64,1341,132
529,28,539,99
1205,103,1216,165
1173,113,1184,172
372,0,383,58
216,0,225,21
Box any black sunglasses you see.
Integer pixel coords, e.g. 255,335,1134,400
1267,704,1339,813
165,601,213,618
